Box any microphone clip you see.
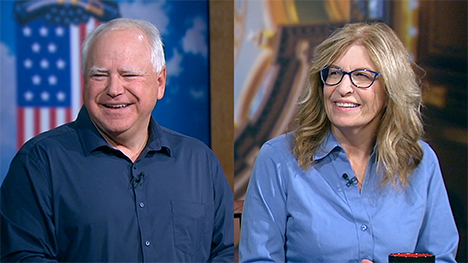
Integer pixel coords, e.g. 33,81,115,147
342,173,358,187
131,172,145,188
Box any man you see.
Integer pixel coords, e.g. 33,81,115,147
1,18,234,262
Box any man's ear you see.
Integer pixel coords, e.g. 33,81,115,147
156,66,166,100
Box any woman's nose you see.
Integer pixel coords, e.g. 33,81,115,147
336,74,354,96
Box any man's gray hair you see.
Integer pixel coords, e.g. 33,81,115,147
81,18,165,73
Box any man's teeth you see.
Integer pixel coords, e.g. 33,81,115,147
105,104,128,108
336,102,359,108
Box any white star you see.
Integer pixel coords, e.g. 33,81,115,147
40,59,49,69
55,27,64,36
39,26,48,37
24,91,34,101
48,43,57,53
48,75,58,85
24,59,33,68
31,43,41,53
41,91,50,101
56,59,66,69
57,91,66,101
23,27,32,37
32,75,41,85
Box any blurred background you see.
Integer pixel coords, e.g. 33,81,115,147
234,0,467,261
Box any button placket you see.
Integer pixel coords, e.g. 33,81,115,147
131,163,151,256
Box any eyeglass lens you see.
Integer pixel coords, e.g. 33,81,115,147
321,67,378,88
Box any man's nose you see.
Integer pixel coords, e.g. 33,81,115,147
106,75,124,98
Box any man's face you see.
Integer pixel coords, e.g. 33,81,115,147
83,28,166,139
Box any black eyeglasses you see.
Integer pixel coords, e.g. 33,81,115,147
320,66,381,88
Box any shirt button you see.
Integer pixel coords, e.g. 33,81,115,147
145,240,151,247
139,202,145,208
361,224,368,231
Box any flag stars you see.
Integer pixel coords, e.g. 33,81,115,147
48,43,57,53
48,75,58,85
55,27,65,37
39,26,49,37
41,91,50,101
23,27,32,37
24,59,33,69
56,59,66,69
57,91,66,101
24,91,34,101
40,59,49,69
32,75,41,85
32,43,41,53
19,25,72,107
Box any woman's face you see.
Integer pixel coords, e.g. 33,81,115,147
323,44,387,137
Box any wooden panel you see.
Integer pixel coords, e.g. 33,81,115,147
209,0,234,190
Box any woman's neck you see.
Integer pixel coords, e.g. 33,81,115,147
332,126,376,190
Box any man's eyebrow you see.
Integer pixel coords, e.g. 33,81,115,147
87,67,146,76
119,68,146,75
87,67,107,75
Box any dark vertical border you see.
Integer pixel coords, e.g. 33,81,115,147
209,0,234,191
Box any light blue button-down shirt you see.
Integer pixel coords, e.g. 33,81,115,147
239,132,458,263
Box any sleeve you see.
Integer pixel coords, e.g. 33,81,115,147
208,154,235,263
415,144,459,263
239,143,288,263
1,150,59,262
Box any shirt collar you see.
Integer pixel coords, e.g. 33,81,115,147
313,131,343,161
145,116,171,156
313,131,378,161
75,106,171,157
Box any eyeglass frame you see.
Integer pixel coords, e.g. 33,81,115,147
319,66,381,89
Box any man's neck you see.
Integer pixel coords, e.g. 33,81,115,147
97,125,149,163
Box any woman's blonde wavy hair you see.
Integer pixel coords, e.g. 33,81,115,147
292,22,424,188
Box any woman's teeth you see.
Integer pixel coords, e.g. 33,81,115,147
336,102,359,108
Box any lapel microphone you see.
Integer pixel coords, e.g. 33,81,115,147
131,172,145,188
342,173,358,187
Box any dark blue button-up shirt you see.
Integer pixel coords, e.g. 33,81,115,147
1,107,234,262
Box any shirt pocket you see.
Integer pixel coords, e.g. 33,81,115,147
171,200,206,256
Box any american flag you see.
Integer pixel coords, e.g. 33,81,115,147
16,18,100,149
14,0,121,149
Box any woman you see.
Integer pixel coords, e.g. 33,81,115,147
239,22,458,262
